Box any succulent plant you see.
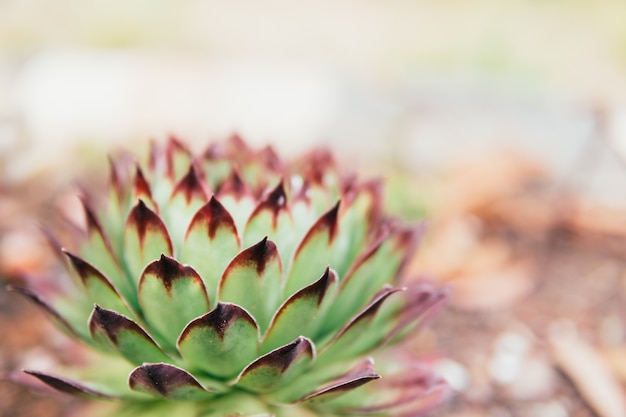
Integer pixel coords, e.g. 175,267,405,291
11,136,449,417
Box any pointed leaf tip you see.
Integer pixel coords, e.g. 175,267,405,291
187,196,238,241
248,181,288,229
299,201,340,250
171,164,208,204
177,303,259,379
246,336,314,375
143,254,202,293
237,336,315,392
90,305,141,345
179,302,257,343
133,165,153,200
24,371,112,398
217,170,251,200
126,200,173,254
301,359,379,402
129,363,209,399
228,237,279,276
63,250,116,290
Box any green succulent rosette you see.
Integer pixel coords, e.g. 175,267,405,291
11,136,449,417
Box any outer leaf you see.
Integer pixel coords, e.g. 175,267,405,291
80,199,127,297
138,255,210,351
285,202,339,298
132,165,157,212
262,267,337,352
181,196,240,300
128,363,214,400
64,251,132,317
216,170,257,234
177,302,260,379
329,180,382,276
123,200,173,289
24,371,114,399
317,288,401,364
236,336,315,393
164,164,209,251
243,181,295,266
89,305,170,365
7,286,88,341
300,359,379,404
218,237,282,332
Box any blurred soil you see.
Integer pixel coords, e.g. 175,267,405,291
2,142,626,417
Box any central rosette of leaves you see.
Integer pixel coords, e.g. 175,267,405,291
16,137,447,417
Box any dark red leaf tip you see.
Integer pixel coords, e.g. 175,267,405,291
320,201,340,242
233,237,279,275
127,200,173,254
296,202,340,257
24,371,111,398
249,181,288,229
246,336,313,374
90,305,150,346
180,302,257,342
187,197,238,241
287,267,336,308
129,363,202,396
217,169,251,200
133,165,153,200
171,164,208,204
63,250,114,289
80,198,104,235
165,135,191,178
143,254,204,294
301,149,335,186
258,145,282,172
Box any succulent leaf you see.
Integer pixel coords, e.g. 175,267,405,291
129,363,215,400
89,305,170,364
124,200,173,290
285,202,339,297
236,336,315,393
177,302,260,379
138,254,210,351
24,371,114,399
262,267,337,352
219,237,282,332
181,196,241,300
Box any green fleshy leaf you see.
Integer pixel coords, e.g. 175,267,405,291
317,288,401,365
218,237,282,333
329,180,382,277
132,165,158,212
243,181,295,268
216,170,257,234
181,197,240,301
80,200,129,300
128,363,215,400
300,359,379,404
236,336,315,393
284,202,339,298
316,360,449,415
262,268,337,353
24,371,115,399
64,251,132,318
123,200,173,291
163,165,208,252
89,305,170,365
138,255,210,351
177,302,260,379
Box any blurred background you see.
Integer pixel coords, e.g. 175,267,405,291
2,1,626,416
